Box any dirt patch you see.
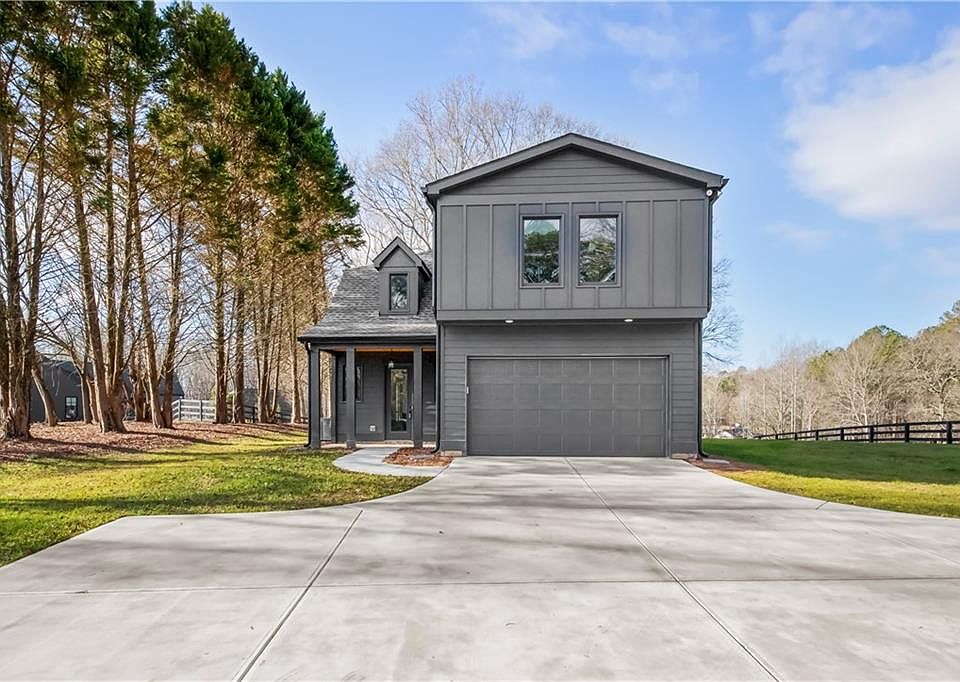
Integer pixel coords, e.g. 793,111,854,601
688,456,762,473
0,421,306,461
384,447,454,468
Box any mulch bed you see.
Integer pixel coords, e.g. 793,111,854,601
0,421,306,461
688,456,761,473
384,447,455,467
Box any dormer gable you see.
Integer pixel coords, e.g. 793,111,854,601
373,237,429,316
373,236,429,273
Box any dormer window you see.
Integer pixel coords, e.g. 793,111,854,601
389,273,409,312
373,236,426,316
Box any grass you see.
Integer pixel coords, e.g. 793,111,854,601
0,430,428,566
703,438,960,518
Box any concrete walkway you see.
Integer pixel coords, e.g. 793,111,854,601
333,446,446,477
1,458,959,680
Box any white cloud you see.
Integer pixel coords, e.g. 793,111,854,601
756,4,911,100
480,4,573,59
631,67,699,113
925,247,960,277
604,10,730,62
766,222,833,250
605,22,686,60
786,29,960,231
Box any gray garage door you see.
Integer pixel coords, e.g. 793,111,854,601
467,357,667,456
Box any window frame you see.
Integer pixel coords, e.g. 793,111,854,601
519,214,564,288
576,213,621,287
387,272,410,313
338,361,364,403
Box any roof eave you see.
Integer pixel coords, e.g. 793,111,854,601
423,132,726,197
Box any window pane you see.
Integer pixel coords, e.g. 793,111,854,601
578,216,617,284
522,217,561,285
389,273,409,311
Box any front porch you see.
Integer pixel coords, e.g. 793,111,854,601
306,342,437,449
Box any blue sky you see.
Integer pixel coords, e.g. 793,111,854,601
215,2,960,367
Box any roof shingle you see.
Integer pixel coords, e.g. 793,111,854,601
298,259,436,341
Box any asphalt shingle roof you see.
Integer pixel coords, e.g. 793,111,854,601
299,257,436,341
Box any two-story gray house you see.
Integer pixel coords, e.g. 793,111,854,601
299,133,726,456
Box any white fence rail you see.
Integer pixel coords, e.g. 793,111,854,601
172,399,293,423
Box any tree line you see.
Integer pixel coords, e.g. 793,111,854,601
0,1,360,439
703,301,960,436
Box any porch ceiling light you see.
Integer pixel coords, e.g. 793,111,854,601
624,318,634,323
505,319,515,324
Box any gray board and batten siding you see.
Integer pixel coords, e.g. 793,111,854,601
432,145,714,322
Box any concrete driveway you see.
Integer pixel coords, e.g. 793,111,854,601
1,457,959,681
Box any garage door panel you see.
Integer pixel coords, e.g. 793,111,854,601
516,383,539,402
468,357,666,456
589,383,613,403
614,384,640,402
472,409,515,428
540,359,563,377
589,409,613,429
562,384,589,402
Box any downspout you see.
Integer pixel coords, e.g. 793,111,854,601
424,187,442,454
699,183,725,458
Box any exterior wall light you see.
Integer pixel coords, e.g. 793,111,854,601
624,318,634,323
505,319,515,324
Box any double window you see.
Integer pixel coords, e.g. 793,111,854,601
521,214,618,285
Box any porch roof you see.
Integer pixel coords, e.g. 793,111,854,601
298,260,437,343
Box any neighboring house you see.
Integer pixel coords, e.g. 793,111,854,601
299,133,726,456
30,358,185,423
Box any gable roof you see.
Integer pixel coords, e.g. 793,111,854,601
372,236,429,272
298,255,436,342
422,132,727,202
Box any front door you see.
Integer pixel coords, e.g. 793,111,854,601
386,365,412,439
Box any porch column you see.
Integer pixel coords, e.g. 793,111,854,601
307,344,322,449
328,352,336,443
345,346,357,448
412,345,423,448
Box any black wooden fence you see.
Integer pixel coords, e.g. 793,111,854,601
755,420,960,444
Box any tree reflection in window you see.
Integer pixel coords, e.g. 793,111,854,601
522,217,561,285
578,216,617,284
389,273,409,311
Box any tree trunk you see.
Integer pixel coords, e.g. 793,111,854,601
213,247,228,423
0,103,29,439
68,158,125,433
158,204,187,429
232,283,246,423
32,360,57,427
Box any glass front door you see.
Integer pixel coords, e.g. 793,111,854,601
388,367,411,438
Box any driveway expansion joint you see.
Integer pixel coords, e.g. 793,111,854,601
232,509,363,682
564,458,783,682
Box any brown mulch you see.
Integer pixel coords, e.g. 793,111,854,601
0,421,307,462
688,456,761,473
384,447,454,467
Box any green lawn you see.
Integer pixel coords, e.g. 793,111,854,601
0,431,427,566
703,438,960,518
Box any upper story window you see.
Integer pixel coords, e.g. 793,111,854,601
388,273,409,311
578,215,618,284
522,216,561,285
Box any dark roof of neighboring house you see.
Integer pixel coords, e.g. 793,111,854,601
422,132,728,202
298,255,436,342
38,356,185,397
